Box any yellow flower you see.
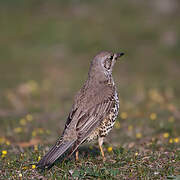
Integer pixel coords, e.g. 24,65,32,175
135,152,138,156
163,133,169,138
6,141,10,145
136,133,142,139
168,116,174,123
169,138,173,143
1,150,7,158
2,150,7,155
38,156,41,161
32,165,36,169
19,173,22,177
128,125,133,131
150,113,157,120
174,138,179,143
32,131,36,137
107,147,113,152
120,112,128,119
22,166,28,170
114,121,121,129
26,114,33,122
14,127,22,133
38,128,44,134
34,145,38,151
19,118,26,126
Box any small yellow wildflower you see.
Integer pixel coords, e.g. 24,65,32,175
120,112,128,119
32,130,36,137
150,113,157,120
128,125,133,131
14,127,22,133
38,156,41,161
32,165,36,169
26,114,33,122
107,147,113,152
136,133,142,139
174,137,179,143
168,116,174,123
19,173,22,177
19,118,26,126
114,121,121,129
2,150,7,155
1,150,7,158
38,128,44,134
135,152,138,156
163,133,169,138
169,138,173,143
34,145,38,151
6,141,10,146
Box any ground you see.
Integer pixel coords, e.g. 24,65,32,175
0,0,180,179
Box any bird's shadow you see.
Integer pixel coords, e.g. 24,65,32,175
76,145,100,158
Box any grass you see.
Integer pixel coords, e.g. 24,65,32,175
0,139,179,179
0,0,180,179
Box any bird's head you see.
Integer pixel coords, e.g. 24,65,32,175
89,51,124,80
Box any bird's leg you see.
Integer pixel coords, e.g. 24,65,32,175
98,137,106,161
75,150,79,161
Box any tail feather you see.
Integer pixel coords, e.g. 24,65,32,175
37,140,76,169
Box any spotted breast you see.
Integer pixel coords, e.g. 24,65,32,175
87,90,119,141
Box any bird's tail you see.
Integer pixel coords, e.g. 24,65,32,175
37,139,76,169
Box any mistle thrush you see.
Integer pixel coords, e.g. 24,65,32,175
37,51,124,169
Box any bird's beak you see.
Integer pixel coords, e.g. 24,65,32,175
116,52,124,59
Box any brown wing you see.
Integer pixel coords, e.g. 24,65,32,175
62,98,114,138
76,98,115,139
62,83,116,142
63,83,115,132
67,96,116,157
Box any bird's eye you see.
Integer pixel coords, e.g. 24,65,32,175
109,55,113,60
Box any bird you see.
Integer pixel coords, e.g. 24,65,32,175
37,51,124,169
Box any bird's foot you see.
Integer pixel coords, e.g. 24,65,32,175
75,150,79,161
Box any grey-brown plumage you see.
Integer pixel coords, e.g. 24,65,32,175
37,51,124,169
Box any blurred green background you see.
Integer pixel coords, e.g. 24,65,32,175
0,0,179,143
